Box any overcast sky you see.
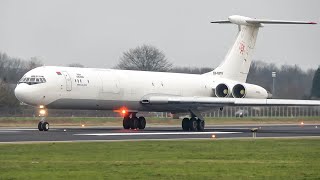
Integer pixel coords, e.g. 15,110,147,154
0,0,319,70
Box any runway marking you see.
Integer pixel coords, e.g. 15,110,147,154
74,131,242,136
0,131,21,133
0,129,38,131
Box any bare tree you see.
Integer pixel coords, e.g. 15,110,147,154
0,53,44,83
116,44,172,72
311,66,320,99
0,80,19,108
27,57,43,70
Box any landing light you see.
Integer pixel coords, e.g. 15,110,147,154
39,105,45,109
211,134,216,139
300,122,304,125
81,124,85,127
39,109,46,116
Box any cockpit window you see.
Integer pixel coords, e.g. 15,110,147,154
18,75,47,85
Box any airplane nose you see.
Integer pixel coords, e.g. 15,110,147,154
14,84,27,103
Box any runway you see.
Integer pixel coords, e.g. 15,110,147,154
0,124,319,143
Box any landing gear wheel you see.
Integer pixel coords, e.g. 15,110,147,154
197,119,205,131
130,117,139,129
182,118,190,131
41,122,49,131
138,117,146,129
123,117,131,129
189,118,198,131
38,122,44,131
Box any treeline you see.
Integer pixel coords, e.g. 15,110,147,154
170,67,212,74
0,53,43,84
0,52,43,109
247,61,315,99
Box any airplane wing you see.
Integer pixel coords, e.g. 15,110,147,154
141,95,320,107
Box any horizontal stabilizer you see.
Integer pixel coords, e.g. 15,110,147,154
211,15,317,26
246,19,317,24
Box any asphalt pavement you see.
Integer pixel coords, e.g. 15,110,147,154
0,124,319,143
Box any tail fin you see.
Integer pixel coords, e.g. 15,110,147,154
207,15,316,82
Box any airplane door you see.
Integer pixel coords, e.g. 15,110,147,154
62,71,72,91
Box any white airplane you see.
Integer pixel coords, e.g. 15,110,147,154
14,15,319,131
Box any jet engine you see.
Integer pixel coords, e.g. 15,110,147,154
232,83,268,99
215,83,230,97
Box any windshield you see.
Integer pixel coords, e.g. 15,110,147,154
18,75,47,85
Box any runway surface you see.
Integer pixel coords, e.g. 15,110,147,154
0,124,319,143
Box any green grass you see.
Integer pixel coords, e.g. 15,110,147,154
0,139,320,179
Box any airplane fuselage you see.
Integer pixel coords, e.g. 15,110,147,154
15,66,217,112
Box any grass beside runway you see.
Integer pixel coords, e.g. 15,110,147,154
1,116,320,127
0,139,320,179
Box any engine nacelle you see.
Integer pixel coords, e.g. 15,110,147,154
232,83,268,99
215,83,230,97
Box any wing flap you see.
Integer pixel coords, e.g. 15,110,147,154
142,95,320,107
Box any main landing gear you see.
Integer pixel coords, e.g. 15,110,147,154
123,113,146,130
182,117,205,131
181,109,205,131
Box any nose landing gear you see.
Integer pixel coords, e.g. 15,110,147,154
38,117,49,131
37,107,49,131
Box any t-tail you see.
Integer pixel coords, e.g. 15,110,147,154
206,15,316,82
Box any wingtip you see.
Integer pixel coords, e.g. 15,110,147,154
309,22,317,24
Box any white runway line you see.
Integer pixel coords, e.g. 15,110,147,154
0,131,21,133
0,129,38,131
74,131,242,136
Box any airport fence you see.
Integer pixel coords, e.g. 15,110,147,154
0,106,320,118
156,106,320,118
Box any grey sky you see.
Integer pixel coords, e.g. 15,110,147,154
0,0,319,70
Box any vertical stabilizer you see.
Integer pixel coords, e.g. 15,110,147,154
207,15,316,83
213,24,259,82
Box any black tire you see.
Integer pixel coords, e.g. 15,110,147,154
41,122,49,131
189,118,198,131
38,122,44,131
182,118,190,131
197,119,205,131
138,117,146,129
130,117,139,129
123,117,131,129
